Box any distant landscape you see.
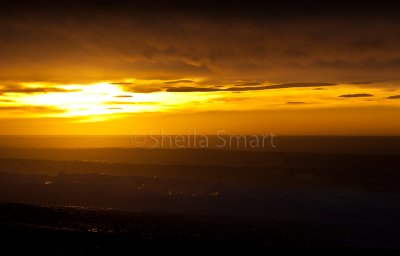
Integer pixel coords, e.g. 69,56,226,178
1,137,400,253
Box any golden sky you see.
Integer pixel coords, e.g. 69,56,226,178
0,1,399,135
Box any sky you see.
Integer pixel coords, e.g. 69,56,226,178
1,0,400,135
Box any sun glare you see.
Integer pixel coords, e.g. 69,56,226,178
16,83,164,119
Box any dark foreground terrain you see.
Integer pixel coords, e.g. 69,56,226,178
1,203,399,255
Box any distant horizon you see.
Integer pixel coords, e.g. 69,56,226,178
0,135,399,155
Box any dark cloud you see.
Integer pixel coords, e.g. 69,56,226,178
164,79,194,84
166,86,220,92
0,1,399,84
114,95,133,98
166,82,336,92
339,93,374,98
246,83,336,90
233,82,264,86
386,95,400,99
107,107,123,110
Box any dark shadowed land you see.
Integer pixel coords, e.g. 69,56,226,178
1,137,400,254
1,203,399,255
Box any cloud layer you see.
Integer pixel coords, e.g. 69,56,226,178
1,1,400,85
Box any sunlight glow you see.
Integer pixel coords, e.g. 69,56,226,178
1,80,399,123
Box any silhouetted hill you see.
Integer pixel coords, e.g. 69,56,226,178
1,203,399,255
